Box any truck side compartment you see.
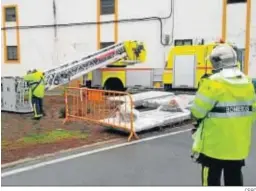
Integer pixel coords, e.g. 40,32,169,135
91,68,165,91
163,44,215,90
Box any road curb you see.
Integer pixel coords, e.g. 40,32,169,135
1,138,123,170
2,124,193,170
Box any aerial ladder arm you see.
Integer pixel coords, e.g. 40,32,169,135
44,40,146,91
1,40,146,113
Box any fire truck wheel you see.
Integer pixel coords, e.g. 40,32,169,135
164,84,172,91
104,77,125,92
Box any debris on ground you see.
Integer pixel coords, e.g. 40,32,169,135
1,92,195,164
1,95,124,164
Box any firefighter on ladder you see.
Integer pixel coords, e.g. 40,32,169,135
190,43,256,186
24,69,46,120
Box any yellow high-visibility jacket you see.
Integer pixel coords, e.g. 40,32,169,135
24,71,45,98
191,72,256,160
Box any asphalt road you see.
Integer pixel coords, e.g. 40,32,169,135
2,125,256,186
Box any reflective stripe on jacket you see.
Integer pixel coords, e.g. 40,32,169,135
191,73,256,160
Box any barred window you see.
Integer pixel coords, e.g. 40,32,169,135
7,46,18,60
101,0,115,15
227,0,247,4
5,7,16,22
100,42,115,49
174,39,193,46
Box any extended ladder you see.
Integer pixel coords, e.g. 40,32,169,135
1,40,146,113
44,41,146,91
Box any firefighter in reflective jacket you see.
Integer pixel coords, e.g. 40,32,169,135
190,44,256,186
24,69,45,119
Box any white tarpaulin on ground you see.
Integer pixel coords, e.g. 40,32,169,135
103,109,191,132
142,94,195,109
103,92,194,132
108,91,174,107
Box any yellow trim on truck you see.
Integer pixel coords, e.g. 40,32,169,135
102,70,126,87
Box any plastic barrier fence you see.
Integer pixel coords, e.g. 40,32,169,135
64,87,138,141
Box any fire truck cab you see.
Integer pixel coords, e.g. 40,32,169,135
162,39,244,91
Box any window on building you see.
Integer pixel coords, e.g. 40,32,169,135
174,40,184,46
100,42,115,49
183,39,193,45
7,46,18,61
174,39,193,46
101,0,115,15
5,7,16,22
227,0,247,4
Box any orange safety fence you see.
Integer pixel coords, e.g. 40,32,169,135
63,87,139,141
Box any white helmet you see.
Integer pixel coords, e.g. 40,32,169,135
209,44,238,71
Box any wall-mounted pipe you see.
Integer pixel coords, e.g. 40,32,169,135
53,0,57,39
1,0,175,46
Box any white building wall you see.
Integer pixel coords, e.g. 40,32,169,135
54,0,97,68
19,29,55,72
1,0,255,78
117,0,172,69
172,0,223,41
6,30,17,45
1,0,97,76
2,0,56,76
226,0,256,78
249,26,256,78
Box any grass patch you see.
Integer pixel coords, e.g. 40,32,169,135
17,129,88,145
1,140,11,148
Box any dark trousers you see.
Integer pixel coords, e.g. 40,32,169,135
32,95,44,119
201,164,243,186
